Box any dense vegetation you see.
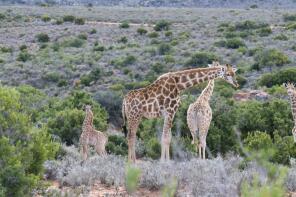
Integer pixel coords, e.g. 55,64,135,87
0,5,296,196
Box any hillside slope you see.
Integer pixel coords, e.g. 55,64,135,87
1,0,296,8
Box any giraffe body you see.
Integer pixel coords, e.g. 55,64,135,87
284,83,296,142
122,63,238,162
187,80,214,159
80,105,108,161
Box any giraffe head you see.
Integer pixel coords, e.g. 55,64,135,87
283,82,295,97
84,104,92,111
208,62,239,88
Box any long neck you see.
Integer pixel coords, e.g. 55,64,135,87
83,110,93,126
172,67,221,91
288,92,296,121
198,80,215,102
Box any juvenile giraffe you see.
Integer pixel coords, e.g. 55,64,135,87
122,63,238,162
187,79,215,159
80,105,108,161
283,83,296,142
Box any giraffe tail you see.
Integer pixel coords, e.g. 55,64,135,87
122,98,128,137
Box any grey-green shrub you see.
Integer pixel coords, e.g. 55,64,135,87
154,20,170,31
74,17,85,25
185,52,217,67
63,15,75,22
36,33,50,42
252,49,290,70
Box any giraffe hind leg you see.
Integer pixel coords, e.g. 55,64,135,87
82,144,88,161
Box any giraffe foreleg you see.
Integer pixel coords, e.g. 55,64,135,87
161,115,174,161
292,125,296,142
82,144,88,161
198,143,202,159
202,141,206,160
127,121,139,163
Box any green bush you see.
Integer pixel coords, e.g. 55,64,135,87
283,14,296,21
119,21,130,28
274,34,289,41
43,72,60,82
47,91,108,145
0,46,12,53
47,108,84,145
258,27,272,37
0,86,59,196
244,131,296,165
185,51,217,67
74,17,85,25
77,33,87,40
41,14,51,22
125,164,141,194
57,79,68,87
124,81,150,90
0,137,38,197
158,43,172,55
225,38,245,49
51,42,60,51
106,135,128,155
55,18,63,25
89,28,97,34
63,15,75,22
0,13,5,20
234,20,268,31
253,49,290,70
146,137,161,159
118,36,128,43
137,28,147,35
80,67,103,86
62,37,85,48
165,31,173,37
235,99,293,139
17,50,31,62
154,20,170,31
19,44,27,51
36,33,50,42
164,55,175,63
111,55,136,67
244,131,273,150
93,45,105,52
272,132,296,165
247,47,263,57
287,22,296,30
258,68,296,87
148,32,159,38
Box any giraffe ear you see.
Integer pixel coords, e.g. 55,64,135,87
233,67,238,73
208,64,213,67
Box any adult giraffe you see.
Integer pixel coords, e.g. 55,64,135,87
122,63,239,162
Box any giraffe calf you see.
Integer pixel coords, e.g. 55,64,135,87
187,79,215,159
79,105,108,161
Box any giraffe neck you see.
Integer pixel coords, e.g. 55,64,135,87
289,92,296,121
83,109,93,127
198,79,215,103
171,67,222,91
